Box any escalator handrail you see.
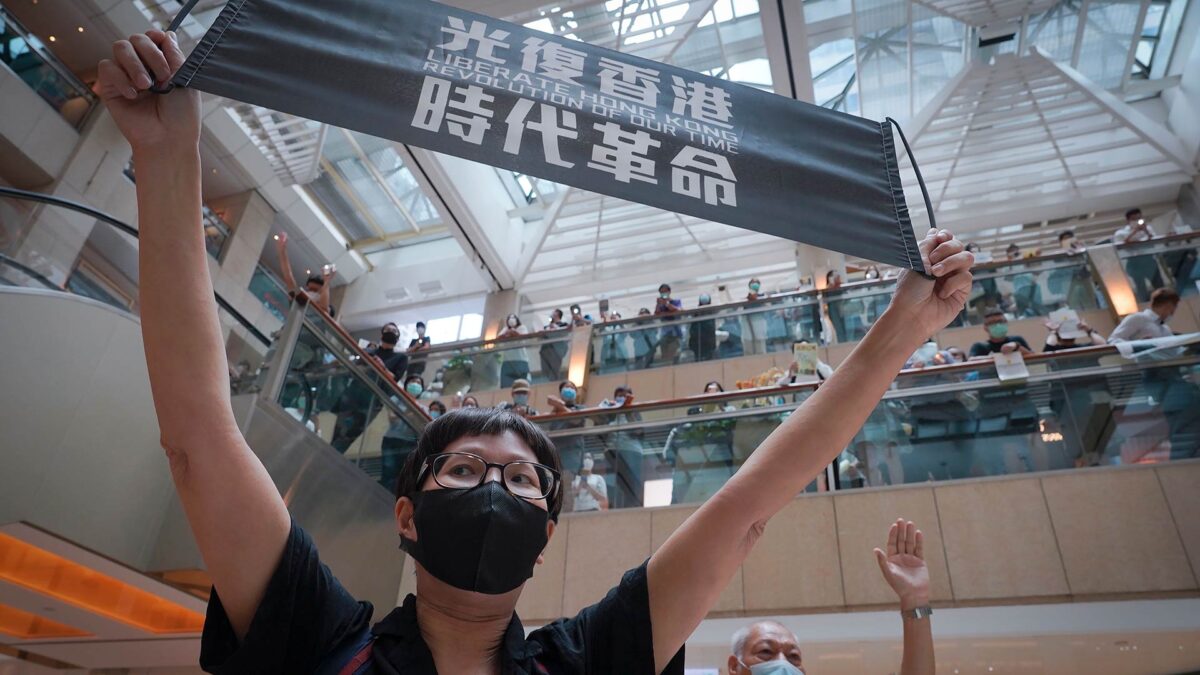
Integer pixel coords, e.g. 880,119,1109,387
0,186,270,347
0,252,62,291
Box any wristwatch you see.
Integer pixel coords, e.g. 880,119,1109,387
901,605,933,620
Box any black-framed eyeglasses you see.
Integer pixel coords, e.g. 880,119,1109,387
418,452,559,501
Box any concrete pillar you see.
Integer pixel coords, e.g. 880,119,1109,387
482,289,521,339
209,190,275,290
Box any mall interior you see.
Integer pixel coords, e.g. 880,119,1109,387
1,0,1200,671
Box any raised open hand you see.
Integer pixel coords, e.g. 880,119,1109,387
890,230,974,339
874,518,930,610
97,30,199,153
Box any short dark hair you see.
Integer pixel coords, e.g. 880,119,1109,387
405,374,425,387
396,408,563,519
1006,243,1020,252
552,308,563,318
416,321,426,329
705,380,724,392
558,381,576,392
1058,230,1074,241
614,385,632,397
659,283,671,292
306,275,325,287
1150,287,1180,307
1125,208,1142,220
985,308,1006,320
428,400,447,414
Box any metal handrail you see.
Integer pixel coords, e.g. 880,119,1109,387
0,186,270,346
0,252,62,290
540,349,1200,438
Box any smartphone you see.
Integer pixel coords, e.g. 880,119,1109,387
571,305,581,315
322,263,336,276
599,299,610,314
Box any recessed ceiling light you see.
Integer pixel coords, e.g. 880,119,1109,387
77,26,84,33
211,168,218,174
48,35,56,42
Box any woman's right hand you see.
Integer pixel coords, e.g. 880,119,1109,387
97,30,200,153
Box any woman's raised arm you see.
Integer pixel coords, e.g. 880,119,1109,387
99,30,290,640
646,229,973,672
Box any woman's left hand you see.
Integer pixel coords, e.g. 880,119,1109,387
890,229,974,339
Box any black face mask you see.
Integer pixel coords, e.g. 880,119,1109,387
381,330,399,345
400,481,549,594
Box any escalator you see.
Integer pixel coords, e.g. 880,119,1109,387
0,190,426,668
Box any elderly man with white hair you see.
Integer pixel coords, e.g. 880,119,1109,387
726,519,935,674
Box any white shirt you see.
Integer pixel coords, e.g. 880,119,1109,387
1113,223,1158,244
572,473,607,511
1108,309,1173,342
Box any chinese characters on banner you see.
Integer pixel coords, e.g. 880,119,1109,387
171,0,926,270
415,17,739,207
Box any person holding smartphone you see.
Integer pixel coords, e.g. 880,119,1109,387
100,31,972,675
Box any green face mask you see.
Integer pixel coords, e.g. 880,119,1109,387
407,382,423,396
987,322,1009,339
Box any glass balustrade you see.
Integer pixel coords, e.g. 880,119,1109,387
589,294,823,373
1118,232,1200,301
414,329,576,394
270,306,430,494
0,8,98,128
822,281,896,343
535,340,1200,510
957,253,1105,324
249,264,290,323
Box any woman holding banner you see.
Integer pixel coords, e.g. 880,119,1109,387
99,31,971,674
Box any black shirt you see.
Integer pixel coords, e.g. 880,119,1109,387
371,346,409,382
200,521,684,674
408,337,431,351
968,335,1032,357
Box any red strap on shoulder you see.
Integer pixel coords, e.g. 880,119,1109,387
337,641,374,675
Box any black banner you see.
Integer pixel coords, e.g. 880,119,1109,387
170,0,928,270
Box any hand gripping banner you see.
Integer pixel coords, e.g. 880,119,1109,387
164,0,934,271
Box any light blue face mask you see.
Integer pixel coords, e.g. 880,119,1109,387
561,388,577,402
738,659,805,675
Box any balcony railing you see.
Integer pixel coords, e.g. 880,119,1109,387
0,7,97,129
532,338,1200,511
1117,231,1200,302
403,234,1196,393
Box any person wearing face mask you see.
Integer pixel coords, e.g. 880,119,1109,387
458,394,480,409
864,265,882,280
1108,287,1180,342
498,378,539,416
108,47,975,673
403,374,426,400
655,284,684,364
427,400,446,419
571,453,609,512
726,519,934,675
688,293,719,362
498,313,532,387
969,310,1033,359
540,309,570,380
331,323,410,453
406,321,431,378
1057,230,1085,254
747,278,764,301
